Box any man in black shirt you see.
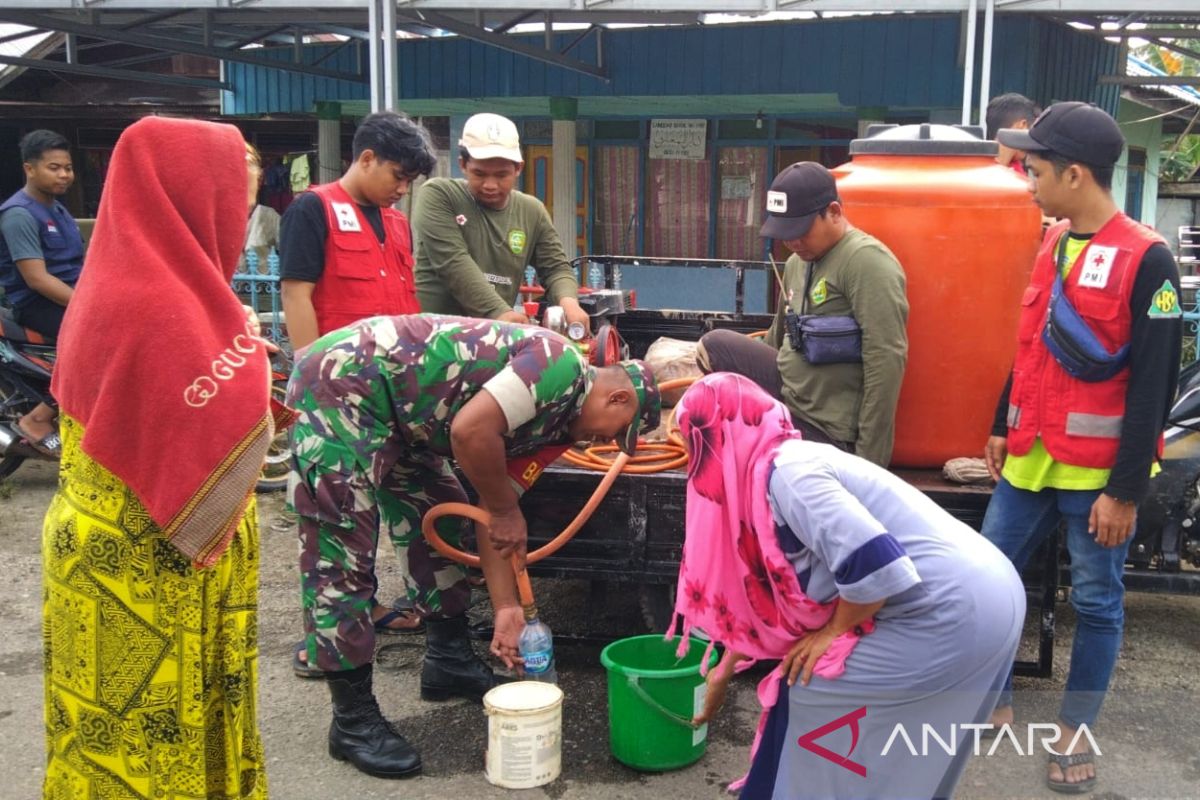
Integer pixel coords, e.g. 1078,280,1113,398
278,112,436,351
982,102,1181,794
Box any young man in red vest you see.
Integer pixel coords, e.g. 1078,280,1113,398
280,112,437,660
983,102,1181,794
280,111,436,350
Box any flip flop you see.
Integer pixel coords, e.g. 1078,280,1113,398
16,420,61,458
373,607,425,636
1047,750,1097,794
292,642,325,680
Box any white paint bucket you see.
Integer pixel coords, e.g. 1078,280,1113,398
483,680,564,789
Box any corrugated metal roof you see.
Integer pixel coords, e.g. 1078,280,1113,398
0,24,58,89
1127,54,1200,107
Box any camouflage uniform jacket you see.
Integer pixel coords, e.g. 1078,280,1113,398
287,314,592,462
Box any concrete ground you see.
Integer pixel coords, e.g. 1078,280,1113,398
2,458,1199,799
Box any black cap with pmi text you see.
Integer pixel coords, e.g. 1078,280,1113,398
996,101,1125,167
759,161,839,241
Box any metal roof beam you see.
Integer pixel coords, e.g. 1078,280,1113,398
97,51,178,68
0,53,229,89
492,11,540,34
116,9,190,31
1091,27,1200,38
1100,74,1200,85
407,9,609,80
6,1,1200,12
0,10,366,82
222,23,292,50
0,27,45,45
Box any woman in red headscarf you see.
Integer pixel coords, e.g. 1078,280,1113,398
41,116,280,799
672,373,1024,800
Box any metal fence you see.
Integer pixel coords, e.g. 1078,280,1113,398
231,249,287,354
1183,276,1200,367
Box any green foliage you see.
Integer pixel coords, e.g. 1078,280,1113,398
1132,36,1200,183
1161,133,1200,182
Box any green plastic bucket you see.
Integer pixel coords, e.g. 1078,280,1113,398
600,634,719,771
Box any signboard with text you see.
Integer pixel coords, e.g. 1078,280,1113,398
649,119,708,160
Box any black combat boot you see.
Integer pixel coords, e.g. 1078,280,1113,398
420,615,503,702
327,664,422,778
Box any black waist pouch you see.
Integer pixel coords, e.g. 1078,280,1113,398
786,311,863,364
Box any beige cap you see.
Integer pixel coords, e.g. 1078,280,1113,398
459,113,522,163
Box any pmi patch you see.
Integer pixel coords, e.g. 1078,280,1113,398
1148,280,1182,319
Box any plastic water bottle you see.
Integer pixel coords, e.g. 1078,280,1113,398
587,262,604,289
518,610,558,684
524,265,537,287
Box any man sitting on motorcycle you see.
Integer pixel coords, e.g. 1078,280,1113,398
0,129,86,457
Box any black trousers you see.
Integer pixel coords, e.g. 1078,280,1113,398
15,293,67,340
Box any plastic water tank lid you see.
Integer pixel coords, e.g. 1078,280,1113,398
849,123,999,156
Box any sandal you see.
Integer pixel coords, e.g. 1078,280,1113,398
292,642,325,680
1047,750,1096,794
373,607,425,636
16,419,61,458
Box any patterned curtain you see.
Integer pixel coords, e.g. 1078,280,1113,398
592,146,640,255
715,146,768,260
646,156,711,258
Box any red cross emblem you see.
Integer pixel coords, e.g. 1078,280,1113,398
1091,252,1106,267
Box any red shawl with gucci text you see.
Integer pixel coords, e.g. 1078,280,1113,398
53,116,273,567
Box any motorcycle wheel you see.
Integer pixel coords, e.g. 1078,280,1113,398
0,450,24,481
256,384,291,493
0,373,31,480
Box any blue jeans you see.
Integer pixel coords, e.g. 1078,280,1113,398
981,478,1132,728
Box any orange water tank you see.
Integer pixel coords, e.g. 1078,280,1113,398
831,124,1043,468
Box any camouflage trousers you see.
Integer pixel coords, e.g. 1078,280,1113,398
288,399,472,672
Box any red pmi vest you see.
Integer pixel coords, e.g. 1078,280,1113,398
309,181,419,334
1006,213,1165,468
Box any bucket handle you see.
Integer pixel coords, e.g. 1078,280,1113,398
626,675,699,730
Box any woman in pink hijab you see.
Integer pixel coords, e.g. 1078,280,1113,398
672,373,1024,799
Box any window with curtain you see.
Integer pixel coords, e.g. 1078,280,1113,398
592,146,640,255
715,146,768,260
646,156,711,259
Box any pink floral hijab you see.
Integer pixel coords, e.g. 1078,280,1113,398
669,373,869,786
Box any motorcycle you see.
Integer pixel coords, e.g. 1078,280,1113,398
1132,359,1200,574
0,305,293,491
0,307,57,480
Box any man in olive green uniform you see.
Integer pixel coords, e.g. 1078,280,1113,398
413,113,589,331
696,162,908,466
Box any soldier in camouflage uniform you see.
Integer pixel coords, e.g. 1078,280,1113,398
286,313,660,779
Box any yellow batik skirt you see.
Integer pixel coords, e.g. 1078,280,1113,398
42,415,267,800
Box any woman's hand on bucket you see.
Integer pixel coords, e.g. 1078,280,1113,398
693,650,744,726
490,605,526,672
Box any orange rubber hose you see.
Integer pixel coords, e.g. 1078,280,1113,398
419,376,697,607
